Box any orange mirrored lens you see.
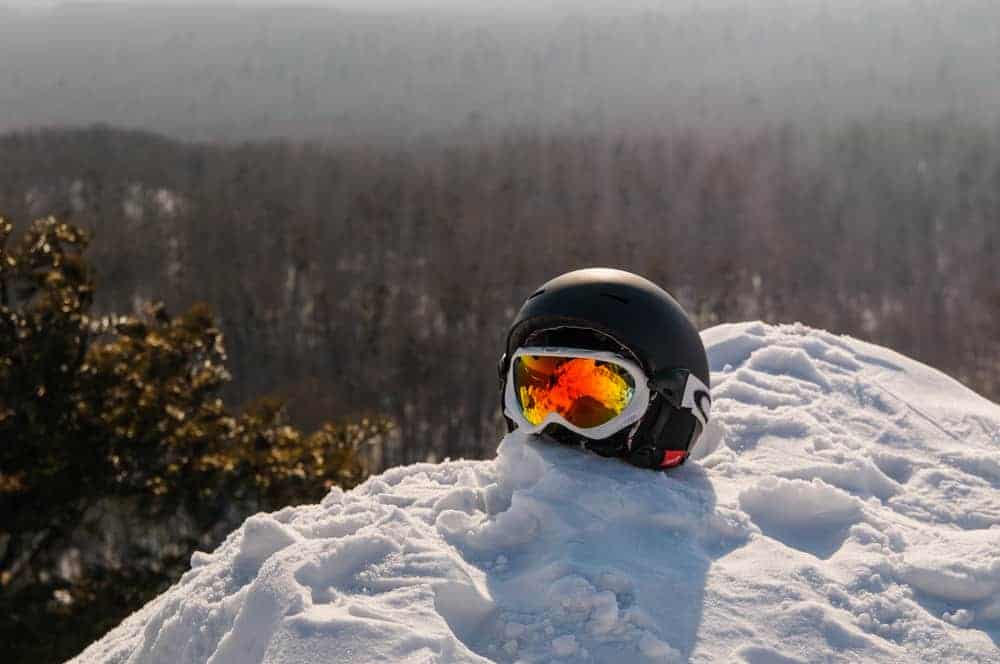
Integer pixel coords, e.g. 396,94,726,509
513,355,635,428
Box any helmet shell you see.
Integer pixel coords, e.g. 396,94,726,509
503,268,709,387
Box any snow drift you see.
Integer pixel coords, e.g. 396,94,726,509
71,322,1000,663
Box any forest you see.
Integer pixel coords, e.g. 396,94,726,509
2,121,997,470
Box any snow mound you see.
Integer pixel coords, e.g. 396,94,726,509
72,322,1000,663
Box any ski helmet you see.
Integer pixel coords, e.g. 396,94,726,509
499,268,711,469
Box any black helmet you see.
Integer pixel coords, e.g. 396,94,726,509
499,268,711,469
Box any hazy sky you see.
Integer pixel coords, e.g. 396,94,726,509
0,0,776,19
3,0,645,7
0,0,907,11
0,0,650,16
3,0,982,140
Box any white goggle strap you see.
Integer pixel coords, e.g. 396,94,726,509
680,373,712,427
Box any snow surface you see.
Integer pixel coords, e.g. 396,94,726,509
71,322,1000,663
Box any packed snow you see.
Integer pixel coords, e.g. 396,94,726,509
72,322,1000,663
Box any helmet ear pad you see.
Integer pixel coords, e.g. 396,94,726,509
653,406,700,453
625,397,702,469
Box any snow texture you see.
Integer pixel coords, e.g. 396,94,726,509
71,322,1000,663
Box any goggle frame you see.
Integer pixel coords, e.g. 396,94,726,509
504,345,711,441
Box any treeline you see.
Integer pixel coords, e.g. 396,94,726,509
1,122,998,468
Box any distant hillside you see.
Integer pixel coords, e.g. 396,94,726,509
2,123,997,468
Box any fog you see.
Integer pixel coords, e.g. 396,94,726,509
1,1,917,12
6,0,798,15
2,1,996,141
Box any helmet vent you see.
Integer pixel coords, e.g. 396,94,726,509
528,288,546,300
600,292,629,305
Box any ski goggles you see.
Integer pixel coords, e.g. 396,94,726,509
503,346,711,440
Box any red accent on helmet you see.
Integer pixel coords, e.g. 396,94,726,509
659,450,687,468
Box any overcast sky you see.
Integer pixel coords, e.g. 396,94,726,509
0,0,767,20
3,0,646,8
0,0,911,12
